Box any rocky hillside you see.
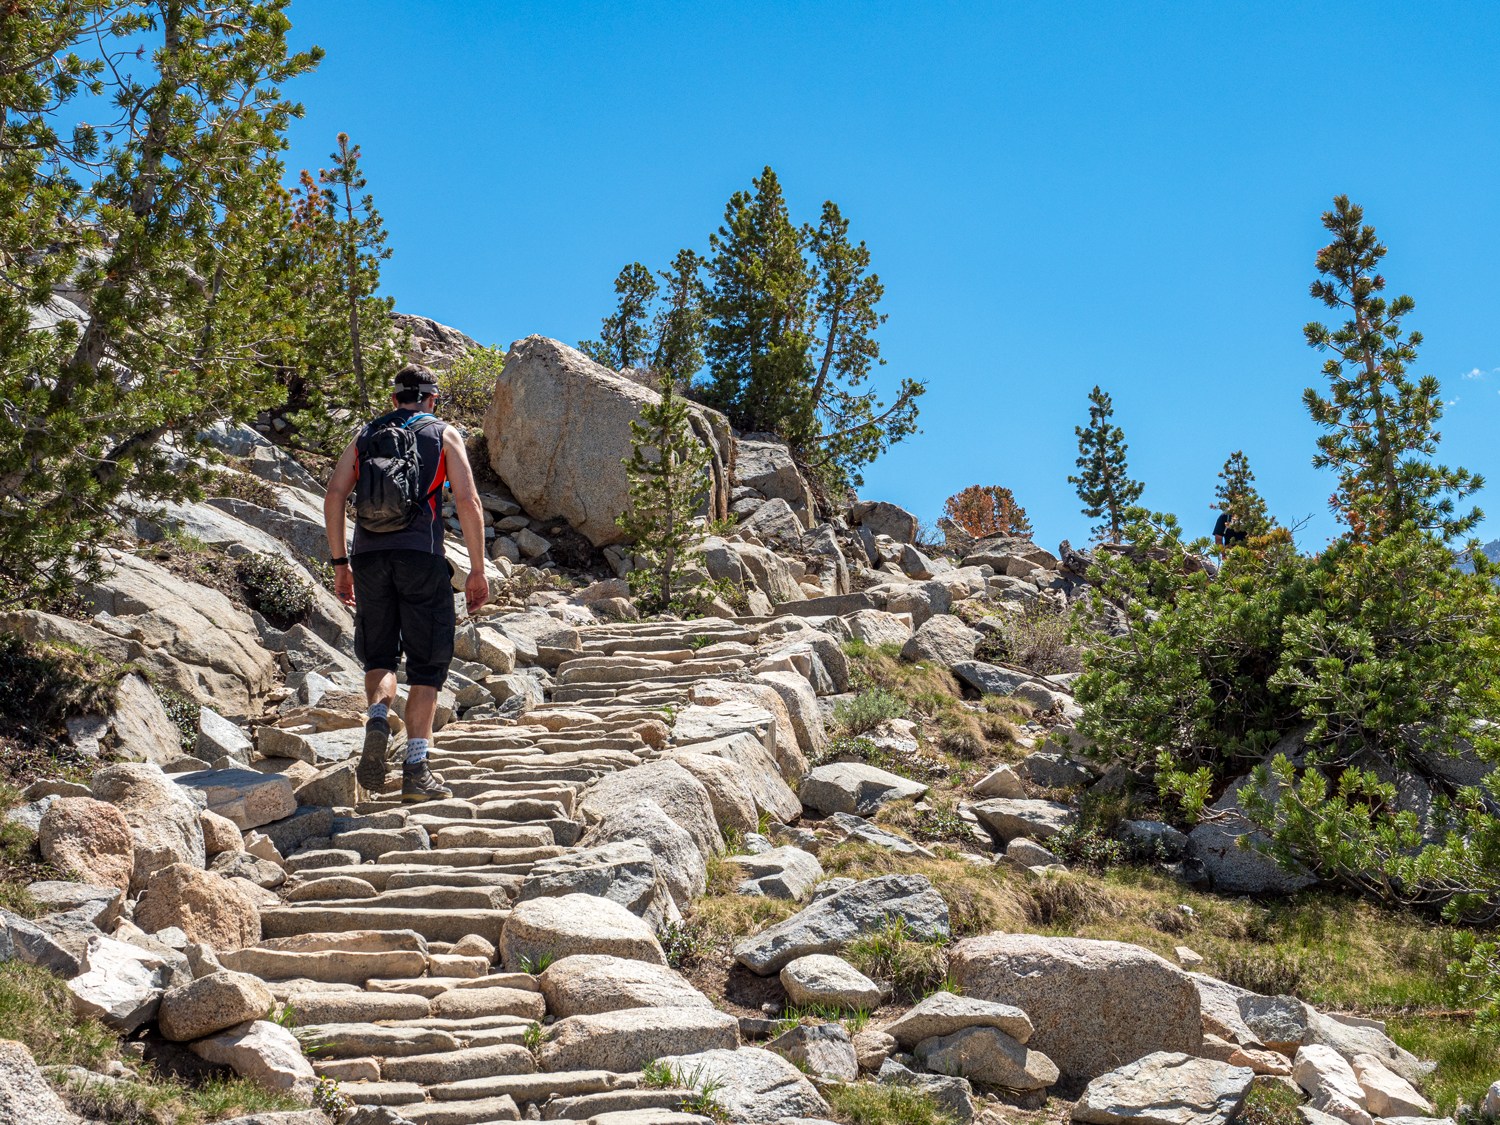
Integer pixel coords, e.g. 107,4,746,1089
1,333,1494,1125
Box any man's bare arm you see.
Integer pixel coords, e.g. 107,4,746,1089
323,441,359,606
442,427,489,613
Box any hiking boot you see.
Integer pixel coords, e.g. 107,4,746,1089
357,718,392,793
401,761,451,803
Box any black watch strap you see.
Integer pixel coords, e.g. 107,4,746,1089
330,556,349,567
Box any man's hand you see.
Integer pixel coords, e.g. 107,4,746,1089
465,569,489,615
334,566,356,607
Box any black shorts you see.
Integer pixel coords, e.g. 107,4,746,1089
351,550,455,688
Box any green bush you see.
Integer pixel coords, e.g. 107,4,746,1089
832,688,908,735
234,552,314,630
843,916,948,1003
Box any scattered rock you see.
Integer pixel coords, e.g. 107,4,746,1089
66,934,170,1032
159,970,274,1041
37,797,134,893
768,1023,858,1081
731,846,824,900
884,991,1034,1048
779,954,882,1011
133,863,260,952
1073,1051,1255,1125
734,874,950,975
655,1047,832,1124
914,1025,1058,1090
900,615,980,666
798,762,928,816
950,934,1202,1080
500,893,665,970
91,762,206,893
538,1007,740,1073
0,1038,85,1124
1293,1044,1372,1125
539,954,710,1017
190,1019,315,1094
971,797,1077,842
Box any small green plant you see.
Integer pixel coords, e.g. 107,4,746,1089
438,345,506,432
234,552,314,629
640,1059,678,1088
640,1060,729,1122
518,952,556,975
832,688,908,735
522,1020,544,1055
269,1003,298,1030
687,634,712,650
777,1003,872,1033
1238,1076,1305,1125
1050,824,1125,873
155,686,199,754
659,919,715,970
311,1075,352,1118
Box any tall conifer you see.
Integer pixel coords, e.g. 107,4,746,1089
1069,386,1143,542
1303,196,1483,541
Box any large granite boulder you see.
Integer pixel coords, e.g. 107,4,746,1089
734,874,950,975
735,436,816,527
91,763,205,893
483,336,729,546
38,797,134,893
81,550,277,717
133,863,260,952
1074,1052,1255,1125
949,934,1202,1080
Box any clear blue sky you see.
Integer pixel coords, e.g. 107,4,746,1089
278,2,1500,551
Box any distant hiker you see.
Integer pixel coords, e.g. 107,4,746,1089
1213,508,1248,548
322,364,490,802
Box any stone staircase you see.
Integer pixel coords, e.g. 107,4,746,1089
226,614,824,1125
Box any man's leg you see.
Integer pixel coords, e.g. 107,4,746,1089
352,553,402,794
395,553,455,803
357,668,399,793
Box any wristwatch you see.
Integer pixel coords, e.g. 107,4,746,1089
330,556,349,567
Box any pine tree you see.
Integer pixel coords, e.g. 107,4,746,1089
267,134,398,453
651,249,707,384
616,370,715,615
800,201,924,487
1303,196,1483,541
1214,451,1272,541
702,167,816,438
1069,386,1143,542
580,262,659,370
0,0,321,604
320,132,394,414
943,485,1032,539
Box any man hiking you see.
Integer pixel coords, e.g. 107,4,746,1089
322,364,490,802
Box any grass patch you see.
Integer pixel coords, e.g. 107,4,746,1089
819,843,1034,937
63,1070,305,1125
0,961,118,1069
778,1002,872,1031
1238,1078,1303,1125
203,469,277,509
823,1081,958,1125
1387,1014,1500,1117
843,916,949,1004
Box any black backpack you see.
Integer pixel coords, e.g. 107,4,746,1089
353,412,442,533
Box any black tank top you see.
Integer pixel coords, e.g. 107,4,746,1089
351,408,449,556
